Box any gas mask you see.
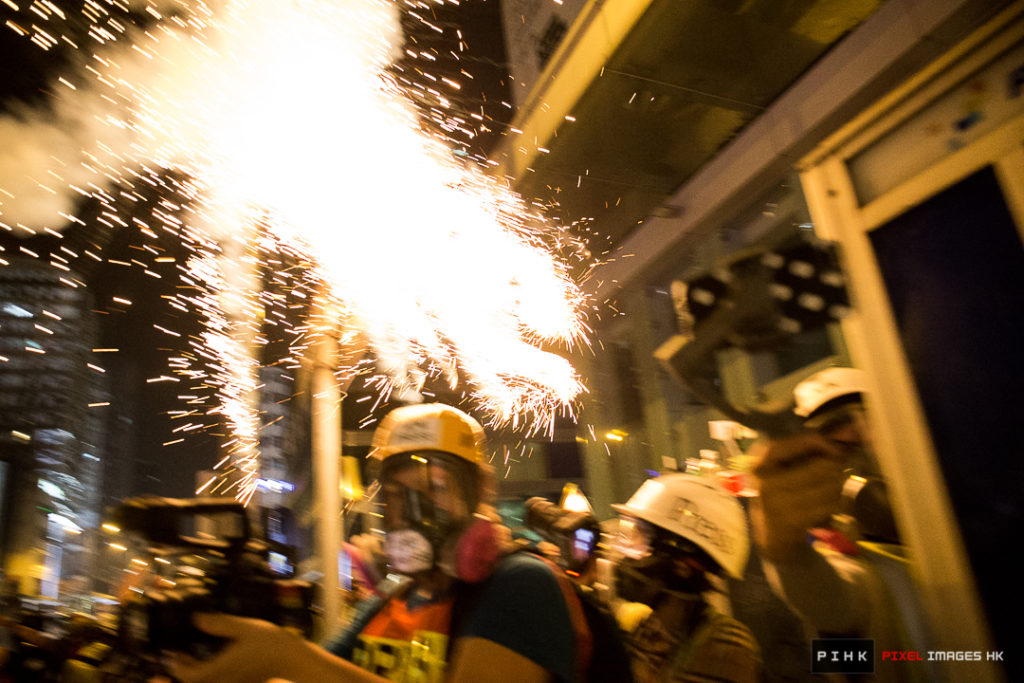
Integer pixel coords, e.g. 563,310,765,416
380,483,464,575
612,517,714,607
383,529,435,575
838,476,898,543
372,452,497,581
807,404,899,543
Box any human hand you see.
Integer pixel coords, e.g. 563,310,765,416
749,433,846,561
166,614,305,683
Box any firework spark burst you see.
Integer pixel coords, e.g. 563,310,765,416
1,0,592,500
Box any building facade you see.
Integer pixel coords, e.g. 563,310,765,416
0,257,106,598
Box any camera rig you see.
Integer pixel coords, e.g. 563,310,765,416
115,496,315,656
525,497,601,576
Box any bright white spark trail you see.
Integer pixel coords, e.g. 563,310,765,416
0,0,590,500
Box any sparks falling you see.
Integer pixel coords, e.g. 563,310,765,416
0,0,591,501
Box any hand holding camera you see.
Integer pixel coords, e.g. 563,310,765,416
114,496,316,659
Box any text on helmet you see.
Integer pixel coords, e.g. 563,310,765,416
669,497,733,554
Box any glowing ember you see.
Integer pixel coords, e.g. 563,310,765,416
0,0,591,500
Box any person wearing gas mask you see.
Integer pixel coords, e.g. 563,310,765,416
170,404,582,683
750,367,932,681
752,367,899,559
612,473,761,683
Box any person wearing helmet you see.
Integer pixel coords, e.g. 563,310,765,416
170,404,580,683
612,474,761,683
752,366,897,562
750,367,933,682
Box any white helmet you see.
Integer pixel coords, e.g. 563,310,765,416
612,474,749,579
793,366,867,418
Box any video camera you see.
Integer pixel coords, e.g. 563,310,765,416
525,497,601,576
115,496,315,656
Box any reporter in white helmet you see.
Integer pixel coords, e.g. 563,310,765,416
612,474,760,683
170,404,582,683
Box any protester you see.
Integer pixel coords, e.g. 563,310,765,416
612,473,761,683
750,366,933,681
170,403,585,683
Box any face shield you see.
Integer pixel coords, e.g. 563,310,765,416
609,516,716,605
611,515,656,561
364,451,480,576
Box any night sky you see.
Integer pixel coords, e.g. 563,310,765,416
0,0,514,501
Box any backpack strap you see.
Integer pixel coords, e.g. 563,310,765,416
321,594,386,659
448,551,595,681
321,575,412,659
533,556,593,682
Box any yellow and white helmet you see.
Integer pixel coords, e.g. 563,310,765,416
370,403,486,464
612,474,749,579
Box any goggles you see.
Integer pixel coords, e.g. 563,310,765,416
611,516,656,560
365,451,479,536
805,403,869,453
611,516,712,569
805,402,863,433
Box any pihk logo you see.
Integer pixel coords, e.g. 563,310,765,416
812,639,875,674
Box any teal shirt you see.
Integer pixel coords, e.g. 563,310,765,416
457,553,576,682
325,553,577,682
